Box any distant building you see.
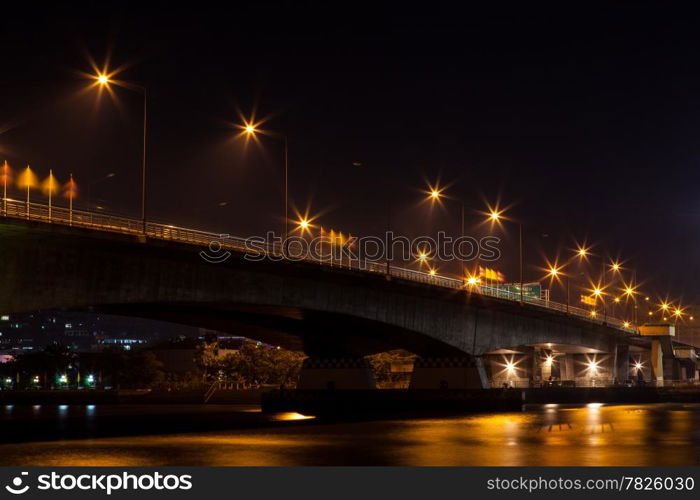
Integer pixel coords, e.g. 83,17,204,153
0,311,199,352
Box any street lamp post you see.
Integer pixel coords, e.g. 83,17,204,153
427,187,466,278
1,160,9,216
488,210,524,303
242,125,289,250
141,86,148,235
95,75,148,235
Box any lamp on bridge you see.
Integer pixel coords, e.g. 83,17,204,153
90,67,148,236
238,118,290,244
41,169,60,221
1,160,12,216
424,181,466,277
62,174,78,226
485,204,524,303
16,165,38,220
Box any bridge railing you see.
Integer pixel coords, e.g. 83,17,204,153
2,198,636,333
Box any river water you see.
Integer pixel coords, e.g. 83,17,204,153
1,403,699,466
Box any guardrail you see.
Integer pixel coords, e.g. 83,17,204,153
1,198,636,333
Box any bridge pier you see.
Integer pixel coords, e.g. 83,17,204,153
615,344,631,383
297,358,376,390
559,354,575,382
408,357,489,389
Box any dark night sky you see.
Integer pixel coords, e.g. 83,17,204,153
2,1,700,303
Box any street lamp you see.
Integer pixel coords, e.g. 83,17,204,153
546,264,571,313
17,164,38,220
94,73,148,235
426,184,466,278
487,207,524,302
241,123,289,246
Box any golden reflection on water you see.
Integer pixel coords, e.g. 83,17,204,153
1,404,699,466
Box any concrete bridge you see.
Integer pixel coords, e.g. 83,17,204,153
0,201,672,389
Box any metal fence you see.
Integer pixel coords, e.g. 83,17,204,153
2,197,636,334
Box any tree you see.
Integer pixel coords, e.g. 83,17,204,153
122,350,164,389
366,350,416,388
217,341,305,388
194,341,219,383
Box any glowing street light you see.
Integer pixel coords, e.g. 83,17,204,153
425,182,465,277
466,276,480,286
485,204,524,302
42,169,60,221
239,120,290,242
17,165,38,220
90,68,148,234
64,173,78,226
1,160,11,216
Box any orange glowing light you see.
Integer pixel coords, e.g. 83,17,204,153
42,171,60,195
17,165,38,189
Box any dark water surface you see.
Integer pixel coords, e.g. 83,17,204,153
1,403,699,466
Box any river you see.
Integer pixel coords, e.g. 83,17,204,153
1,403,699,466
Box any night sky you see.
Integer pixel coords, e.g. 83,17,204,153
2,1,699,303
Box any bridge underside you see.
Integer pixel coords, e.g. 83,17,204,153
92,302,468,357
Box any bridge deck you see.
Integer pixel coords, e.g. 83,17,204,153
1,197,634,333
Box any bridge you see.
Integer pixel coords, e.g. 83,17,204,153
0,199,682,389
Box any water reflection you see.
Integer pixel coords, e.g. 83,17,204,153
0,404,698,466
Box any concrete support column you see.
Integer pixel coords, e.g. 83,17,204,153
541,349,553,380
615,344,630,383
520,346,537,386
297,358,376,390
651,340,664,385
409,357,489,389
559,354,575,382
